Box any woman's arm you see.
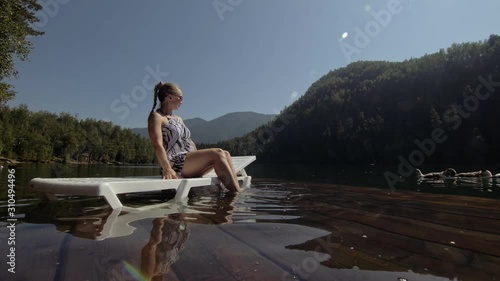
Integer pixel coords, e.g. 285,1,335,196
148,113,177,179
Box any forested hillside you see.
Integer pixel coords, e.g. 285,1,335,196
0,105,153,163
212,35,500,165
3,35,499,165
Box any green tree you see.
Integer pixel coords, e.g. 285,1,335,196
0,0,44,103
429,106,442,129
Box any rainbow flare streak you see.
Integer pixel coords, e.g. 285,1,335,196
122,260,149,281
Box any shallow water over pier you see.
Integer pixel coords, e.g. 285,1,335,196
1,163,499,280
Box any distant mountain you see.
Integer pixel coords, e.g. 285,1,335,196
184,117,208,129
131,112,275,143
130,127,149,138
190,112,275,143
130,117,208,139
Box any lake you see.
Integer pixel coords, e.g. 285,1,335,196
0,163,499,281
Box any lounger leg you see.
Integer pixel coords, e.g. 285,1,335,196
241,176,252,188
173,180,190,201
239,169,248,177
38,192,58,201
100,185,123,209
104,194,123,209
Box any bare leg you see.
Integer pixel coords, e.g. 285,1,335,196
210,151,237,190
181,149,241,191
211,151,239,190
223,150,239,185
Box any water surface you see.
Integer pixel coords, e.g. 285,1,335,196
0,163,499,280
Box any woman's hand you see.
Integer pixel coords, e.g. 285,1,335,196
162,168,178,179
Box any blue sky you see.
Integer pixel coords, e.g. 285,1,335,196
7,0,500,128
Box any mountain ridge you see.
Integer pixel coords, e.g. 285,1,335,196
131,111,275,143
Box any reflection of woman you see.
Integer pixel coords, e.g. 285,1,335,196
140,191,238,280
141,214,190,280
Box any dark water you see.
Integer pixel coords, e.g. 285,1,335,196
0,163,499,281
250,163,500,199
2,162,500,201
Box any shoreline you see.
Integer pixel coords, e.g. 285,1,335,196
0,157,153,166
0,157,22,164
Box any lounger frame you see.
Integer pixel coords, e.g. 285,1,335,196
29,156,256,209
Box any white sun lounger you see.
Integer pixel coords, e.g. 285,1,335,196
29,156,256,209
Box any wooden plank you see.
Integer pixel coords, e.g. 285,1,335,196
172,223,292,281
214,222,453,281
290,211,500,281
214,223,337,281
307,192,500,235
62,228,142,280
0,224,67,281
276,182,500,280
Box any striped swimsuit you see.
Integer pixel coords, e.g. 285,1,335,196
160,114,196,175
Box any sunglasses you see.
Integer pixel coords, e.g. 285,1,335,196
171,94,183,101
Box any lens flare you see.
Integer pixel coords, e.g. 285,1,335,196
122,260,148,281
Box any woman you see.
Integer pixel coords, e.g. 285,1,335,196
147,82,241,191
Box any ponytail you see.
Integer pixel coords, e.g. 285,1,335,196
150,82,163,114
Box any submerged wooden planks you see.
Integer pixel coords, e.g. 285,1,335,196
7,180,500,280
283,182,500,281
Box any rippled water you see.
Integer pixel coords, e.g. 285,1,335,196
0,164,499,280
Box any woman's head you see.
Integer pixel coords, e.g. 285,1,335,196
150,82,183,113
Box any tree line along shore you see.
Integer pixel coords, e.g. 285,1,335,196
1,35,500,166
